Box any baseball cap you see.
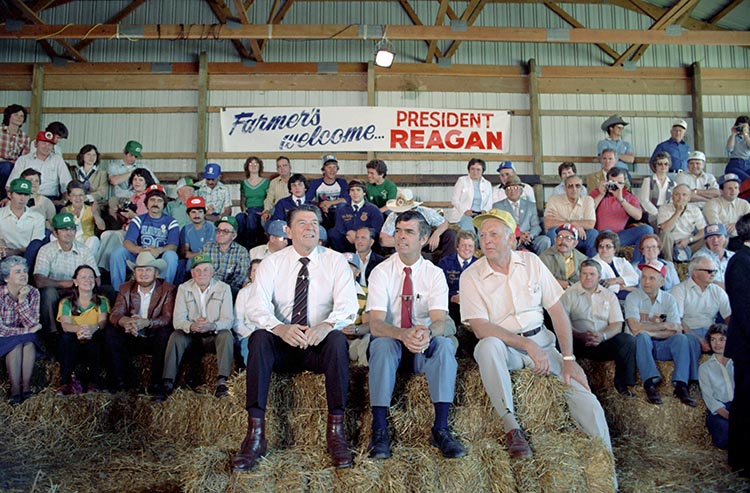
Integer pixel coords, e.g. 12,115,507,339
672,119,688,130
472,208,517,232
190,253,213,269
687,150,705,162
52,212,76,230
176,177,199,190
496,161,514,172
556,224,579,241
145,184,166,201
265,219,288,239
36,131,56,145
216,216,238,232
9,178,32,195
638,260,667,278
204,163,221,180
185,196,206,210
704,223,728,238
322,154,338,166
719,173,741,187
124,140,143,157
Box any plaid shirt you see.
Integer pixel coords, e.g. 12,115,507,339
197,181,232,215
34,240,101,280
0,125,31,163
199,241,250,291
0,285,40,336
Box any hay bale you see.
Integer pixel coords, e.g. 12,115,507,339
512,370,574,435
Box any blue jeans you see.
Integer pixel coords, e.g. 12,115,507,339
635,332,695,385
0,160,14,200
725,158,750,182
616,225,653,264
235,207,265,248
110,247,178,289
707,401,731,449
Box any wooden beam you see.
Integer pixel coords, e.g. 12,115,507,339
630,0,701,63
29,64,44,136
543,1,620,62
5,23,748,46
424,0,450,63
397,0,435,52
73,0,148,53
691,61,705,152
205,0,253,59
708,0,744,25
231,0,264,61
442,0,489,59
196,52,209,174
8,0,87,62
259,0,296,51
528,59,543,177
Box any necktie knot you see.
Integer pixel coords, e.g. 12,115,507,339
299,257,310,267
404,267,412,276
462,260,470,270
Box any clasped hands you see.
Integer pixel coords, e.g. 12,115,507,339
120,315,151,336
275,322,334,349
400,325,431,354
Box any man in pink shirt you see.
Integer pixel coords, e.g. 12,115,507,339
590,167,653,264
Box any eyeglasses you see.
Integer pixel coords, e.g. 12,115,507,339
599,244,615,250
556,235,575,242
696,269,717,274
69,193,85,198
216,229,235,235
566,184,582,189
655,162,670,167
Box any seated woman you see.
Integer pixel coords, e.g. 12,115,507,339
97,168,154,270
448,158,493,231
63,180,106,257
21,168,55,230
56,264,110,395
633,234,680,291
236,156,269,249
72,144,109,206
638,152,675,228
0,256,41,405
592,231,638,300
699,324,733,450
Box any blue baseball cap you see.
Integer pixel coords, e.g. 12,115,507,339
204,163,221,180
496,161,514,172
704,223,728,238
319,225,328,242
265,219,287,239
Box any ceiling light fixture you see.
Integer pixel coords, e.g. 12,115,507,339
374,28,395,68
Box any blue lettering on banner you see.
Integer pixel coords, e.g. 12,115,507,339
280,124,379,150
229,108,321,135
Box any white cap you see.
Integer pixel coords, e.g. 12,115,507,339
687,150,705,162
672,119,688,129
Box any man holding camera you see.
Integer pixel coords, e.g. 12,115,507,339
590,167,652,264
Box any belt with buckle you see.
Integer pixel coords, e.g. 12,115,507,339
520,327,541,338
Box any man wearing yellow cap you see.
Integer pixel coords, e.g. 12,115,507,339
459,209,613,468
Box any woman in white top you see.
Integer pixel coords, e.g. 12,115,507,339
592,231,638,300
639,152,675,228
699,323,733,450
449,158,493,231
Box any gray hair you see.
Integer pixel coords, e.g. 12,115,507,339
0,255,28,284
688,255,714,275
580,259,602,275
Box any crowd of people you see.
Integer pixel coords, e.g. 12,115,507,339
1,105,749,478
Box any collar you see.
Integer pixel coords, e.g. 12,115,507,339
393,254,425,274
477,251,526,280
571,281,603,295
352,200,365,208
138,282,156,297
53,240,81,254
291,245,322,264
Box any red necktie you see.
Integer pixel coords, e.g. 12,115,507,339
401,267,413,328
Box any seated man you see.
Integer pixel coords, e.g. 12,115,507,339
106,252,175,394
307,155,349,229
351,226,384,287
438,230,478,327
704,173,750,251
656,184,706,262
493,161,535,203
329,179,384,253
107,140,159,203
674,150,719,210
110,185,179,289
586,148,631,193
544,174,597,257
379,188,455,265
539,224,587,290
199,216,250,295
34,212,100,336
365,159,397,214
460,209,612,463
166,176,198,228
10,131,72,203
0,178,45,266
161,254,234,400
271,173,308,222
694,224,733,289
178,196,215,279
670,256,731,359
625,261,698,406
196,163,232,223
493,175,550,255
260,156,292,222
590,167,652,263
231,204,358,472
367,210,466,460
249,219,288,261
562,259,636,396
550,162,588,196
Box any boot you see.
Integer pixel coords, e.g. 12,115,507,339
326,414,353,468
230,416,267,472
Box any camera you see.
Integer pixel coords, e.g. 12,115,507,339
605,181,620,192
118,201,137,213
736,125,746,135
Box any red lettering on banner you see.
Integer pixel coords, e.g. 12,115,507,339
465,131,485,150
425,130,445,149
411,130,424,147
391,129,503,151
486,132,503,150
445,130,463,149
390,129,409,148
396,111,407,126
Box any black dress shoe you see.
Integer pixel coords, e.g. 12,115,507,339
368,428,391,459
214,383,229,398
327,414,353,468
231,416,268,472
615,384,636,397
644,384,663,405
431,428,467,459
674,383,697,407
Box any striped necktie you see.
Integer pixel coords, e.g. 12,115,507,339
292,257,310,326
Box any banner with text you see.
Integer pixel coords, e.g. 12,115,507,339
220,107,510,153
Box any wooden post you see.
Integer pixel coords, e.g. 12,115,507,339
691,61,705,152
367,61,376,162
29,63,45,136
196,52,209,174
528,59,544,208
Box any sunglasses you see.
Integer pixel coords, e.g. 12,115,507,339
696,269,717,274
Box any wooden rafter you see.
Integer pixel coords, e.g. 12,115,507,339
630,0,701,63
26,0,73,12
230,0,264,61
259,0,295,51
614,0,722,31
397,0,435,53
442,0,489,59
425,0,450,63
9,0,87,62
708,0,744,25
612,0,700,66
204,0,252,59
73,0,148,52
543,0,620,62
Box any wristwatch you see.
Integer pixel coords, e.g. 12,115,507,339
562,355,576,361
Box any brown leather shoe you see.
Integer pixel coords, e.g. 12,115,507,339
505,428,533,459
230,416,267,472
326,414,353,468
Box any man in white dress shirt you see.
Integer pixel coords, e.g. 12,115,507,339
231,204,358,472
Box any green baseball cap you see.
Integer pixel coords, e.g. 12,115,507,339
216,216,238,232
124,140,143,158
52,212,76,230
190,253,213,269
9,178,32,195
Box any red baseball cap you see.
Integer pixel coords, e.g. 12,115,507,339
36,131,56,144
638,260,667,278
186,196,206,210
